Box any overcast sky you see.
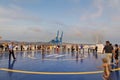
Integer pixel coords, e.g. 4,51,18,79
0,0,120,44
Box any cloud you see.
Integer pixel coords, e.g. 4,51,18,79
0,5,41,24
0,0,119,43
0,18,12,23
80,0,103,21
79,0,120,43
0,25,56,42
111,15,120,23
28,27,42,33
107,0,120,8
64,20,120,43
90,5,103,19
80,0,120,21
0,5,22,17
68,27,83,37
0,25,42,41
12,0,41,3
0,26,26,40
63,25,97,43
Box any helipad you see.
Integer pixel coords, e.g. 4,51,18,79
0,51,120,80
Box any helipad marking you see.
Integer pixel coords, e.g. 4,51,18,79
42,55,88,61
46,54,58,57
42,58,86,61
0,68,120,75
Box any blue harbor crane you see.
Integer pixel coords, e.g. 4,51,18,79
49,30,63,45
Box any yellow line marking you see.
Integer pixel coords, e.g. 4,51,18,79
0,68,120,75
112,68,120,71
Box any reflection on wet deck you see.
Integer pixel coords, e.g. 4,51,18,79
0,51,120,80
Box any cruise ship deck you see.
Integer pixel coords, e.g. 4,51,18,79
0,51,120,80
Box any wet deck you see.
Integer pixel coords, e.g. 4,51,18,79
0,51,120,80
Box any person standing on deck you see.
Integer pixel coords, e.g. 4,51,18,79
102,41,113,65
8,42,16,60
113,44,119,65
94,46,98,53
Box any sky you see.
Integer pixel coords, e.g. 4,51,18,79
0,0,120,44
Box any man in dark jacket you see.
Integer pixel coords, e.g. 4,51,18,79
102,41,113,65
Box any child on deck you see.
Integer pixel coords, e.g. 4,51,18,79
98,58,111,80
102,58,111,80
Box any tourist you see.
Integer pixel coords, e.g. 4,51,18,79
95,46,98,53
113,44,119,65
8,42,16,60
102,41,113,65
